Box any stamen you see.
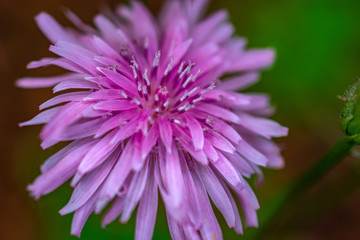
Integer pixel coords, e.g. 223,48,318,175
148,116,154,124
132,98,141,106
173,119,181,125
206,116,214,125
182,74,193,88
143,68,151,86
184,104,193,111
131,64,138,79
131,57,139,69
188,86,199,96
192,69,202,82
154,94,159,102
192,96,204,104
178,61,185,74
180,61,195,79
142,85,148,95
153,50,161,67
178,104,188,111
138,82,142,92
164,57,174,76
120,91,128,99
200,83,216,94
163,100,170,108
180,91,188,102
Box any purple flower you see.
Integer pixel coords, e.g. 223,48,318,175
18,0,288,239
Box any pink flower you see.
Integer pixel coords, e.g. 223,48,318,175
18,0,288,239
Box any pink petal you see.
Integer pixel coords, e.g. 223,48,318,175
185,114,204,150
195,103,241,124
158,115,173,153
19,106,62,127
60,151,118,214
16,73,85,89
216,72,259,91
198,166,235,228
35,12,75,44
40,91,90,110
135,172,158,240
93,100,137,111
227,48,275,72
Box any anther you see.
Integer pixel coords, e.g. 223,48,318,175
188,87,199,96
163,100,170,108
143,68,151,86
182,74,193,88
192,96,204,104
180,91,189,102
178,61,185,74
131,65,138,79
178,104,188,111
164,57,174,76
173,119,181,125
153,51,161,67
120,91,128,99
192,69,202,82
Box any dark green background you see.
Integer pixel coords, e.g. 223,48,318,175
1,0,360,239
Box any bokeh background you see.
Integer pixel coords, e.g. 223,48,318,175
1,0,360,239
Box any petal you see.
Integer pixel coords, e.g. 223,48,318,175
53,79,99,93
49,45,98,75
211,118,242,144
28,139,95,199
198,166,235,228
93,100,137,111
101,139,134,200
205,129,235,154
78,130,120,174
185,114,204,150
16,73,85,89
60,151,118,215
238,113,288,139
40,91,90,110
141,123,159,160
97,67,138,96
227,48,275,72
216,72,259,91
94,109,137,138
195,103,241,124
120,163,149,223
40,138,87,172
71,192,98,237
236,140,268,166
212,152,242,188
102,196,125,227
135,169,158,240
165,143,184,208
83,89,125,101
59,117,105,141
19,106,62,127
158,115,173,153
40,102,90,149
35,12,74,43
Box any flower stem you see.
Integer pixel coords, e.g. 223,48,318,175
252,136,356,239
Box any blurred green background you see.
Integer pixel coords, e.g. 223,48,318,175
1,0,360,239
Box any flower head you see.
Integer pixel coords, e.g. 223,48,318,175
18,0,288,239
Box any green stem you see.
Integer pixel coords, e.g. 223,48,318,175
253,136,356,239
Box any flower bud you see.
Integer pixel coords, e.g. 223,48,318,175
340,80,360,143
